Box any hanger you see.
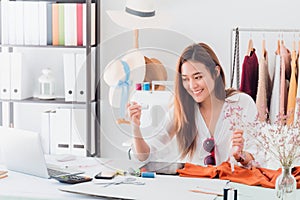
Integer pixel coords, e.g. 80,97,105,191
291,40,297,64
133,29,139,49
298,40,300,57
292,34,296,51
280,33,285,46
262,38,266,58
290,34,296,61
247,38,253,56
276,39,280,55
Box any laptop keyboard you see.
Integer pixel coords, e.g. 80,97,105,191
47,168,69,177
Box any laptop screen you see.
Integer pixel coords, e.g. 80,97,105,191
0,127,50,178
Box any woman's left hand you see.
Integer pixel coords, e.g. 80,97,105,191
231,129,244,160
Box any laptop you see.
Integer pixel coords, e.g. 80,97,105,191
0,127,83,179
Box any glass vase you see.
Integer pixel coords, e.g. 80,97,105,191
275,166,297,200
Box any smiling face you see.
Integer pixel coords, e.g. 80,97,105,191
181,61,216,103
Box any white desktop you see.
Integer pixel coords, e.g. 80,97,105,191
1,153,299,200
0,128,299,200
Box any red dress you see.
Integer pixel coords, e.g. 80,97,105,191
240,50,259,102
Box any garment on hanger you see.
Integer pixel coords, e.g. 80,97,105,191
240,49,259,102
279,43,291,116
269,54,281,123
293,44,300,124
247,39,254,56
281,41,292,81
261,39,267,58
286,47,297,125
256,43,271,122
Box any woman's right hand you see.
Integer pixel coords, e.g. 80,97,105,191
127,101,142,127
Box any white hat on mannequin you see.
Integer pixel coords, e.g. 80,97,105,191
103,49,146,108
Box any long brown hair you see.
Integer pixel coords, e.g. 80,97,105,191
173,43,228,159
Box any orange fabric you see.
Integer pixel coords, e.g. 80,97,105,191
177,162,300,189
177,163,218,178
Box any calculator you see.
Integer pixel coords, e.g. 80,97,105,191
53,175,92,184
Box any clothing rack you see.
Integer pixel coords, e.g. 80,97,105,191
230,27,300,89
233,28,300,33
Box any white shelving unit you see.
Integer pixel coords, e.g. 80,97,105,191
0,0,100,156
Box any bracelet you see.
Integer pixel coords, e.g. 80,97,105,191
235,151,246,163
244,160,260,168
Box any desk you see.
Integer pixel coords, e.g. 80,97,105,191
0,156,106,200
0,156,140,200
0,156,299,200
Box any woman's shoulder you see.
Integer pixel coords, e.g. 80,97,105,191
226,91,254,103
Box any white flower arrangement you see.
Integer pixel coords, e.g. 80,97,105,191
225,104,300,168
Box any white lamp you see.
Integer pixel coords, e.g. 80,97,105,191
38,68,55,100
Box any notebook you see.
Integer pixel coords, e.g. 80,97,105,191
0,127,83,179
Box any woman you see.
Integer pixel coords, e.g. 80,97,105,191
127,43,259,167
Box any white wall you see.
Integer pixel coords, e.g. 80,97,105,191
102,0,300,84
100,0,300,158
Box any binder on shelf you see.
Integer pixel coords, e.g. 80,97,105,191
71,108,86,156
63,53,77,102
1,102,10,128
82,3,86,46
75,54,86,102
38,1,48,46
0,53,11,100
75,52,95,102
8,1,16,45
82,3,96,46
10,52,32,100
15,1,24,45
46,3,53,45
49,108,87,156
49,111,56,154
41,110,52,154
23,1,39,45
64,3,77,46
50,108,71,155
58,4,65,46
75,53,86,102
1,1,9,45
52,3,59,46
76,3,83,46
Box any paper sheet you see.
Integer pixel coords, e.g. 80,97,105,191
60,176,229,200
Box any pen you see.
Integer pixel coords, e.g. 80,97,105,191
189,189,223,196
0,171,7,176
230,156,235,173
230,140,239,173
0,174,8,179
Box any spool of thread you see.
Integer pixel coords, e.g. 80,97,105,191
233,189,237,200
223,188,229,200
142,82,150,91
136,83,142,90
223,188,237,200
141,172,156,178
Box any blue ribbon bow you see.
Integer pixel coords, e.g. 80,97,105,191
117,60,131,118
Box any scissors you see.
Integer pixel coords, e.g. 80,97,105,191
97,177,145,187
